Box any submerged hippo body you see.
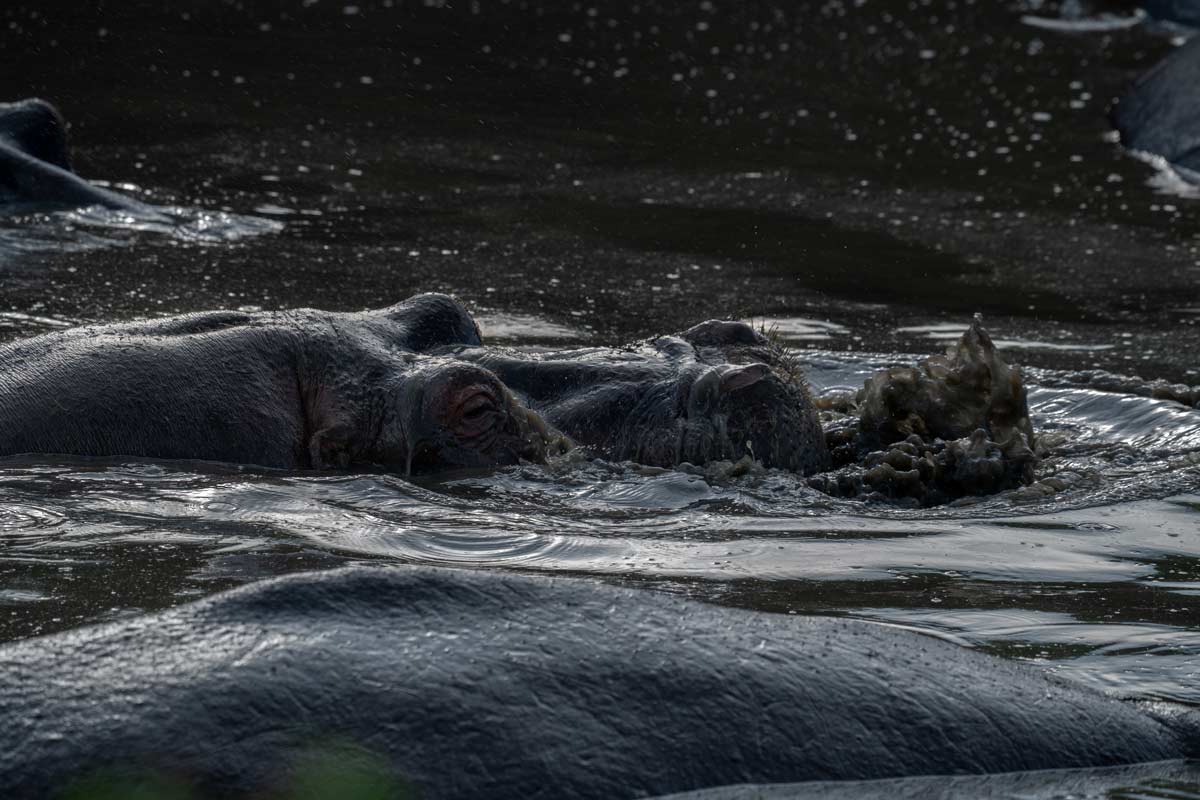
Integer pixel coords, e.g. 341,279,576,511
0,566,1194,799
1114,36,1200,176
0,98,146,210
0,293,829,474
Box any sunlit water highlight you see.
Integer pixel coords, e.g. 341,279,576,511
0,350,1196,707
0,201,282,262
1020,10,1147,33
896,322,1116,351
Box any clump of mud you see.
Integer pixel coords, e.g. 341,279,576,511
811,319,1038,507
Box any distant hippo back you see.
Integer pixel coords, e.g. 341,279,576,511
1144,0,1200,26
0,98,150,210
1114,36,1200,176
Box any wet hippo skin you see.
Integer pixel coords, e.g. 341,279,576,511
0,566,1194,799
0,98,146,210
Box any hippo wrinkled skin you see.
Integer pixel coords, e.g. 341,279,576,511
0,293,830,475
0,98,145,210
0,566,1195,799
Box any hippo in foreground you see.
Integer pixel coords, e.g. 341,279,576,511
0,98,146,211
0,565,1195,799
0,293,1037,503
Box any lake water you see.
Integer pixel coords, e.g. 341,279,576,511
1,0,1198,795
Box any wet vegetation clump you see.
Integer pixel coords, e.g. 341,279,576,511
812,320,1039,507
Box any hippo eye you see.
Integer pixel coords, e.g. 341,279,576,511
455,388,501,439
462,394,494,419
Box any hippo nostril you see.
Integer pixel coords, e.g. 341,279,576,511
688,363,772,419
521,406,573,457
718,363,771,395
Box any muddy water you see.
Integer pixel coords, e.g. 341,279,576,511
1,0,1199,791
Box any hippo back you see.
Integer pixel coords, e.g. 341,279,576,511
1114,36,1200,173
1144,0,1200,26
0,566,1194,799
0,98,149,210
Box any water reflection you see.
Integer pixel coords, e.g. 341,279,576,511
0,202,282,264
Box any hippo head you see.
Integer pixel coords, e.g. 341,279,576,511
374,359,570,475
630,321,831,474
455,319,831,475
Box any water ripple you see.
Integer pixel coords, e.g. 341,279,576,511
0,202,282,264
0,354,1197,701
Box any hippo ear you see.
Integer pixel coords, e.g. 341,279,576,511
378,293,482,352
0,99,72,170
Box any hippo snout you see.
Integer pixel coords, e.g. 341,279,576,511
681,360,829,475
684,363,772,424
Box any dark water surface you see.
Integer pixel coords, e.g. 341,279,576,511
2,0,1200,794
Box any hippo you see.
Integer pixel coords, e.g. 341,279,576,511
0,293,827,475
0,565,1194,799
0,98,146,211
0,294,1040,503
452,315,1038,503
451,317,829,474
1113,35,1200,177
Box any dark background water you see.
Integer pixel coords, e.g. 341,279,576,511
1,0,1197,382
